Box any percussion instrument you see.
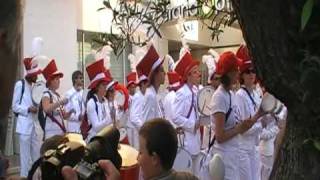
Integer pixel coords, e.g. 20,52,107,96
65,133,86,147
31,81,47,106
261,92,284,114
209,153,225,180
173,147,193,173
119,128,129,145
114,83,129,111
194,151,207,176
197,86,215,116
118,144,139,180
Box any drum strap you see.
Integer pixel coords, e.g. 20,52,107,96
207,91,232,152
186,85,196,119
45,91,67,133
241,87,257,110
14,79,25,117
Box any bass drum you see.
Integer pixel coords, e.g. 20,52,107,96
31,81,47,106
118,144,139,180
172,147,193,173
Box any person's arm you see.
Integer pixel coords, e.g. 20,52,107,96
12,81,28,116
172,91,196,133
42,93,68,114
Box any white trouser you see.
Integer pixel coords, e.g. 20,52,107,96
239,147,261,180
127,128,139,150
213,148,240,180
260,154,274,180
18,127,41,177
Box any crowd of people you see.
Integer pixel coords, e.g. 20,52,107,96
10,43,287,180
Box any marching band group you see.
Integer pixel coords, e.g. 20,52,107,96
12,43,287,180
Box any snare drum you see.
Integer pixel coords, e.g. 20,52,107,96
173,147,193,173
118,144,139,180
119,128,129,145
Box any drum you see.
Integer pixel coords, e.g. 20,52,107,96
31,81,47,106
209,153,225,180
197,86,215,116
119,128,129,145
194,151,207,176
173,147,193,173
261,92,283,115
65,133,86,147
118,144,139,180
114,83,129,111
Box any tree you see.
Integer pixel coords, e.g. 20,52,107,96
231,0,320,179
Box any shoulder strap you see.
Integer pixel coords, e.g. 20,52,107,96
241,87,257,108
92,95,99,115
18,79,25,104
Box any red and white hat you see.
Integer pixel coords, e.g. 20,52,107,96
236,45,253,73
23,57,42,77
215,51,241,76
174,52,199,80
136,44,163,81
86,59,110,89
42,59,63,81
104,69,118,91
126,72,137,87
167,72,181,89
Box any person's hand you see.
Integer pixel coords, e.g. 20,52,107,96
60,98,69,105
28,106,38,113
62,111,72,119
255,107,267,119
61,160,120,180
78,114,85,122
194,121,200,133
238,118,255,134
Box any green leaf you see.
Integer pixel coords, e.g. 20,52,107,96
103,1,112,9
313,140,320,151
301,0,314,31
97,7,106,11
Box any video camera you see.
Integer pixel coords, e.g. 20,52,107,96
41,126,122,180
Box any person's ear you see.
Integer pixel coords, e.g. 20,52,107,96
151,152,161,166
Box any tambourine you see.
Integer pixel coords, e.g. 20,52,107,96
197,86,215,116
261,92,284,114
173,147,193,173
114,83,129,111
32,81,47,106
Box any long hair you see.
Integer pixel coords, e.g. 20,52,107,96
220,74,232,87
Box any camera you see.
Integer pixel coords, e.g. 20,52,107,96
41,126,122,180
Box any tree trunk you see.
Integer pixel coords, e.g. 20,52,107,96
231,0,320,179
0,0,22,152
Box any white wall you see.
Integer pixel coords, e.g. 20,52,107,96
23,0,79,94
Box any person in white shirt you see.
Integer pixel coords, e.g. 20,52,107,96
210,51,265,180
136,44,165,122
64,70,85,133
259,114,279,180
172,52,202,175
85,60,112,141
126,72,137,97
41,60,70,140
12,57,42,177
235,45,263,180
127,71,148,150
163,72,182,127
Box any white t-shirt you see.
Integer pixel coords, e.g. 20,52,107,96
210,85,240,150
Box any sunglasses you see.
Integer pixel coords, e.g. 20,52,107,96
244,69,256,74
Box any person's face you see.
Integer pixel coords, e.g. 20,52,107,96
28,74,38,83
96,82,107,98
155,66,165,84
139,80,149,93
128,84,136,96
211,74,220,89
106,87,115,100
49,76,60,90
188,65,201,85
242,69,256,87
227,69,240,85
74,74,83,90
137,136,160,180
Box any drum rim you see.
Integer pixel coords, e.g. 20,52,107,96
197,86,215,116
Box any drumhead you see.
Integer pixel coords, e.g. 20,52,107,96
261,93,277,112
197,86,215,116
32,81,46,106
173,147,193,173
118,144,138,167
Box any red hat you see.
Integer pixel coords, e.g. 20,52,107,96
215,51,241,76
42,59,63,81
86,59,110,89
174,52,199,80
167,72,181,88
236,45,253,73
103,68,118,91
136,45,163,80
23,57,42,77
126,72,137,87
